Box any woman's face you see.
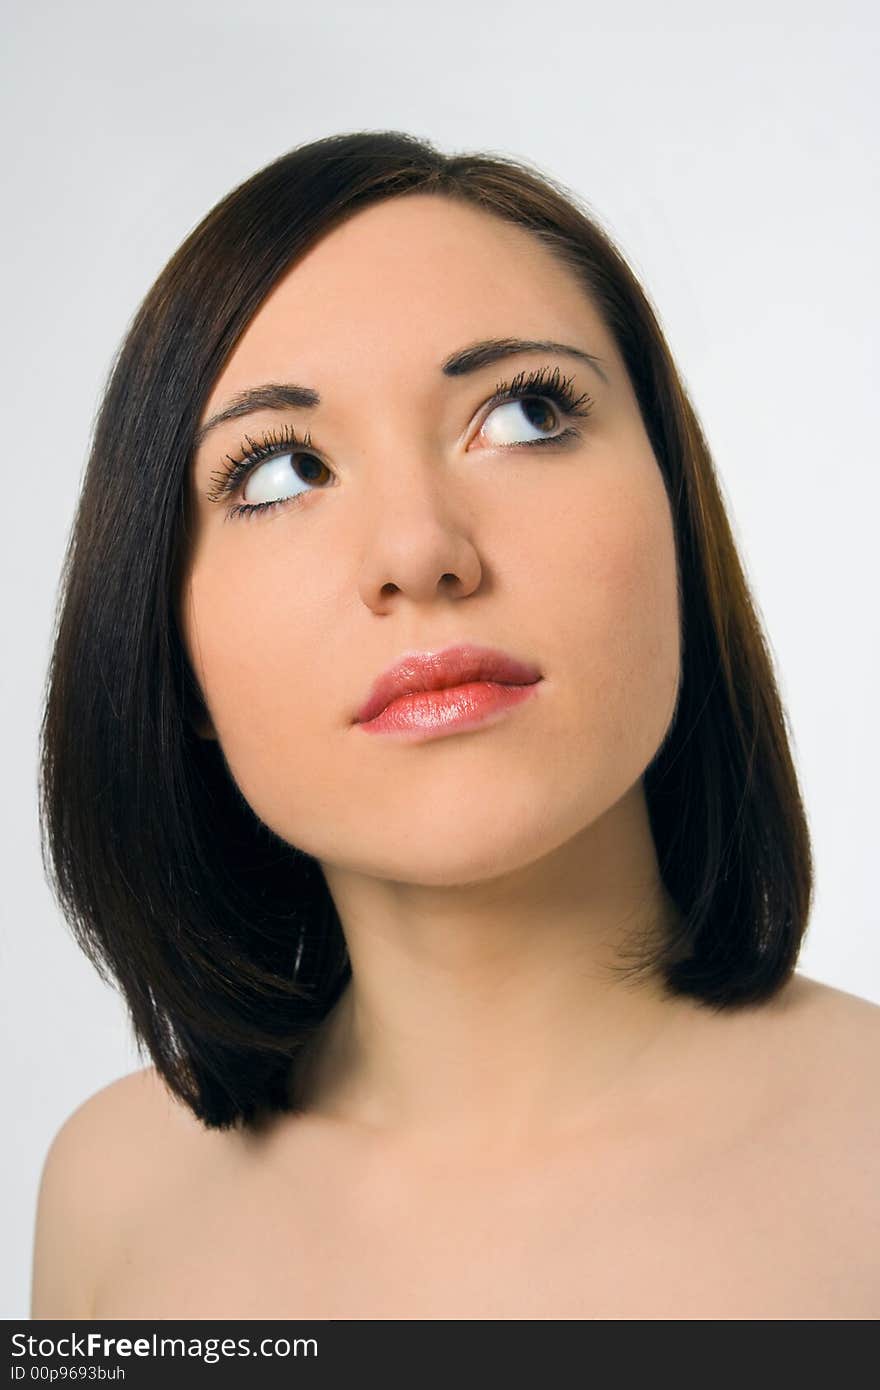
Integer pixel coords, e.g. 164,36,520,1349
180,193,681,884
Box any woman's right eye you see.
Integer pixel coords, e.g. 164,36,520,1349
242,451,331,506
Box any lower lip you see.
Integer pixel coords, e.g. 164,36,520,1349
356,679,542,740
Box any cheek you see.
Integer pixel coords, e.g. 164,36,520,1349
548,466,681,782
181,547,340,832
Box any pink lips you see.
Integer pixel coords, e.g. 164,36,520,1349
353,643,543,739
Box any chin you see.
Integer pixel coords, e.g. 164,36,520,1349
316,803,595,889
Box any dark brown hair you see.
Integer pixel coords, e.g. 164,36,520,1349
38,130,814,1131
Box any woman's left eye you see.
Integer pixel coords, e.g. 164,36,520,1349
478,395,568,446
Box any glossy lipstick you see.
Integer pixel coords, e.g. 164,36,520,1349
353,643,543,741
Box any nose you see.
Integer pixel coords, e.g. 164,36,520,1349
353,450,484,613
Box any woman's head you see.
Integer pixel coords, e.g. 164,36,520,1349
39,130,813,1130
181,191,681,889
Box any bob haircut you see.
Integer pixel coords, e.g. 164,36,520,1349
39,129,814,1131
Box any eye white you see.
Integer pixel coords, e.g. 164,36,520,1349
244,454,309,505
480,397,559,446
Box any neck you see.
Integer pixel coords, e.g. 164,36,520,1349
294,782,693,1153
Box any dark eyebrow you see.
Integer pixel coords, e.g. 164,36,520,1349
193,336,609,448
441,337,608,382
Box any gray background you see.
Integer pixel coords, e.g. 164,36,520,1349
2,0,877,1319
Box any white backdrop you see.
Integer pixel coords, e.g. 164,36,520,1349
2,0,877,1319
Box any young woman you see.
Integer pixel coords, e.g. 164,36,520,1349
31,130,879,1320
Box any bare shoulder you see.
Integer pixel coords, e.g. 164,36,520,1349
30,1066,210,1319
775,971,880,1066
674,969,880,1155
740,971,880,1151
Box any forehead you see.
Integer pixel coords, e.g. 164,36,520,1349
200,194,610,419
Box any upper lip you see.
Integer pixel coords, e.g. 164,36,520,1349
353,643,543,724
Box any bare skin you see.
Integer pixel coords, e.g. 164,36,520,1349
30,194,880,1318
33,974,880,1319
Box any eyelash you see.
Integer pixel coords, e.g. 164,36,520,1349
205,363,595,521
